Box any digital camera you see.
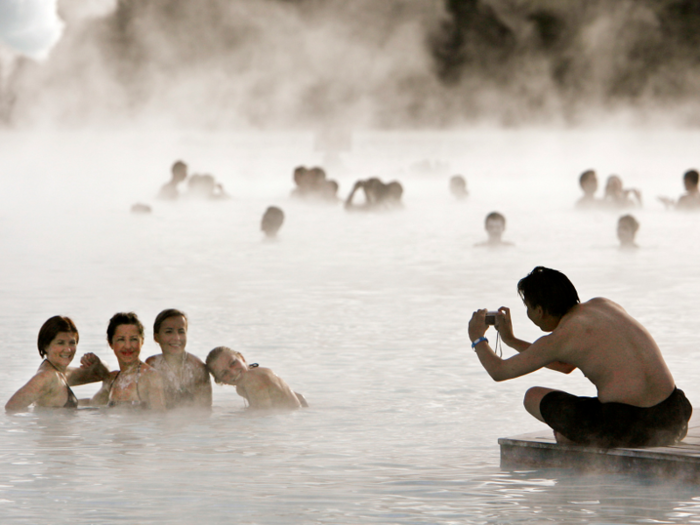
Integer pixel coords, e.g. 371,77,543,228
484,311,499,325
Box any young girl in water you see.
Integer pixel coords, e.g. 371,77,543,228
91,312,166,410
5,316,109,412
145,309,212,409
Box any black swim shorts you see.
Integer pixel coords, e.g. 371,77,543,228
540,387,692,448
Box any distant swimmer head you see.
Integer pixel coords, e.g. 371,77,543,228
206,346,248,385
38,316,79,359
130,203,152,214
386,181,403,202
449,175,468,198
579,170,597,195
171,161,188,183
153,309,188,356
517,267,580,320
605,175,623,197
261,206,285,238
485,211,506,240
293,166,308,185
683,169,699,191
107,312,145,366
617,214,639,248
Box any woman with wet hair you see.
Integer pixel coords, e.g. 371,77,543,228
90,312,166,410
144,309,212,409
5,316,109,412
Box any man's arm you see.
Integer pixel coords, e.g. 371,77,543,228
494,307,575,374
469,309,572,381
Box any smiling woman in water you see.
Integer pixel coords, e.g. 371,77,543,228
91,312,166,410
144,309,212,409
5,316,110,412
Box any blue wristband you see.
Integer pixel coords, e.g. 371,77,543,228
471,336,488,349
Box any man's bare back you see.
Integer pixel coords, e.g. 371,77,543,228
532,298,675,406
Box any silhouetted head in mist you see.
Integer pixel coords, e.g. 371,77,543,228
158,160,189,200
37,316,79,358
449,175,468,199
172,161,187,183
617,214,639,249
476,211,512,247
604,175,641,209
517,266,580,319
386,181,403,203
576,170,600,209
659,169,700,210
291,165,336,202
683,169,699,192
261,206,284,238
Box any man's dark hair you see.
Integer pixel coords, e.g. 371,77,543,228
517,266,580,317
683,169,699,187
579,169,596,187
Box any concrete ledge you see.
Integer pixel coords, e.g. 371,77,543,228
499,420,700,481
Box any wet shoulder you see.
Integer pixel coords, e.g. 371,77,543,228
144,354,162,367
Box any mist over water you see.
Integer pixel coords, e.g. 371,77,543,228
1,128,700,523
3,0,700,128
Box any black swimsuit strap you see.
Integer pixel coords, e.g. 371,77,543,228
43,359,78,408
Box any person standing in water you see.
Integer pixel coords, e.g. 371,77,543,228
261,206,285,239
575,169,600,209
617,214,640,250
658,169,700,210
6,316,109,412
158,160,188,200
91,312,166,410
475,212,513,247
468,266,691,448
205,347,305,409
145,309,212,409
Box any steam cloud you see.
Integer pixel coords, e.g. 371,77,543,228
2,0,700,129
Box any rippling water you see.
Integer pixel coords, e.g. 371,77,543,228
1,129,699,524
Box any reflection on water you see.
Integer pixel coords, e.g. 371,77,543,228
1,130,700,523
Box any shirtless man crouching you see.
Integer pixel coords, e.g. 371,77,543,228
468,266,692,448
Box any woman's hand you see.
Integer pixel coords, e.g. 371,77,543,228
80,353,110,380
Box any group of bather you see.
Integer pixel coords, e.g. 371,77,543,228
149,158,697,249
576,168,700,249
5,311,306,413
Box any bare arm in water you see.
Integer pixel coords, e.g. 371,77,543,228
237,368,302,409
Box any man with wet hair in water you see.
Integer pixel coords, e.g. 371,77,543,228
475,211,513,247
575,169,599,209
205,347,306,409
158,160,188,200
468,266,692,448
617,214,639,249
659,169,700,210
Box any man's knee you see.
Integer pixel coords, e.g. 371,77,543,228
523,386,556,422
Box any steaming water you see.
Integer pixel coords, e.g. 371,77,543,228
1,129,700,524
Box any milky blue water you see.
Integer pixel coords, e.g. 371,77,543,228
1,129,699,524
